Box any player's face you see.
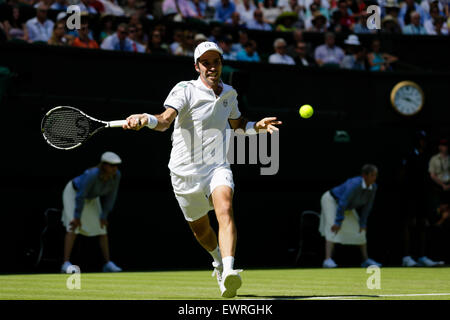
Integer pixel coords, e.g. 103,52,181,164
196,51,222,88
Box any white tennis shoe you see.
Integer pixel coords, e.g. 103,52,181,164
220,269,243,298
417,256,444,267
402,256,418,267
61,261,74,273
103,261,122,272
212,261,223,286
323,258,338,268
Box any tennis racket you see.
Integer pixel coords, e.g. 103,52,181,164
41,106,129,150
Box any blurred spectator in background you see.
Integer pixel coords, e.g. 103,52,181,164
128,11,142,26
420,0,448,16
353,9,377,33
154,24,169,46
382,13,403,33
194,32,207,46
51,0,69,11
99,14,115,43
101,23,134,51
340,34,366,70
170,28,183,54
100,0,126,16
275,11,304,31
214,0,236,23
319,164,382,268
261,0,283,25
308,11,329,32
293,40,316,67
429,139,450,220
128,24,146,52
236,39,261,62
162,0,197,21
330,0,355,33
174,29,195,56
61,152,123,273
399,0,428,28
1,4,28,41
34,0,53,9
247,8,273,30
146,28,169,55
429,15,448,35
424,3,449,34
218,34,237,60
231,29,249,54
208,25,222,43
226,11,247,28
132,22,148,46
268,38,296,65
236,0,257,25
123,0,138,16
304,0,330,27
314,32,344,68
403,11,427,34
72,18,100,49
26,3,54,43
383,0,402,25
48,19,73,46
102,0,126,16
189,0,208,19
367,38,398,71
78,0,100,15
281,0,303,15
286,28,304,58
399,131,445,267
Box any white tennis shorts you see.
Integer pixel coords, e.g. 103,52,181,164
170,166,235,222
319,191,366,245
61,181,107,236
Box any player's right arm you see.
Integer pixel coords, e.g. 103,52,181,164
123,108,177,132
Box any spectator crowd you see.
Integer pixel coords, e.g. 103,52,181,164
0,0,449,69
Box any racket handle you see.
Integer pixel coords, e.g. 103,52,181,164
108,120,128,127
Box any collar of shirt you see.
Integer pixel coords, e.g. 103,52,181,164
361,178,373,190
193,76,229,97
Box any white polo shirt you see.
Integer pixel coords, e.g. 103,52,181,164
164,77,241,176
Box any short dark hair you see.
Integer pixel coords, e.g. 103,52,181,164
361,164,378,175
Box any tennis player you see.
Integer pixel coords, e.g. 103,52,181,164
61,151,123,273
123,41,281,298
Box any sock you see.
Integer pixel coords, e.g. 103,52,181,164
222,256,234,272
209,246,222,266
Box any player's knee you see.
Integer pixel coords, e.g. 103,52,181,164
215,203,233,218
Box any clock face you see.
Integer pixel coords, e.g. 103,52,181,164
391,81,424,116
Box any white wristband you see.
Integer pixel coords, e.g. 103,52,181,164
144,113,158,129
245,121,257,135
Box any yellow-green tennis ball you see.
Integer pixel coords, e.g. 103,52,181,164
299,104,314,118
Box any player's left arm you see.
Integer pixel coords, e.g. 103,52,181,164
229,116,282,134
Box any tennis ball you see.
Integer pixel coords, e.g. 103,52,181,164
299,104,314,118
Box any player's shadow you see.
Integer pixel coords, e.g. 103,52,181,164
238,294,380,300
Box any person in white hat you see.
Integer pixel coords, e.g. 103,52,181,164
122,41,281,298
341,34,366,70
61,151,123,273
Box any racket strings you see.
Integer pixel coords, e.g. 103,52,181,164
42,108,100,149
